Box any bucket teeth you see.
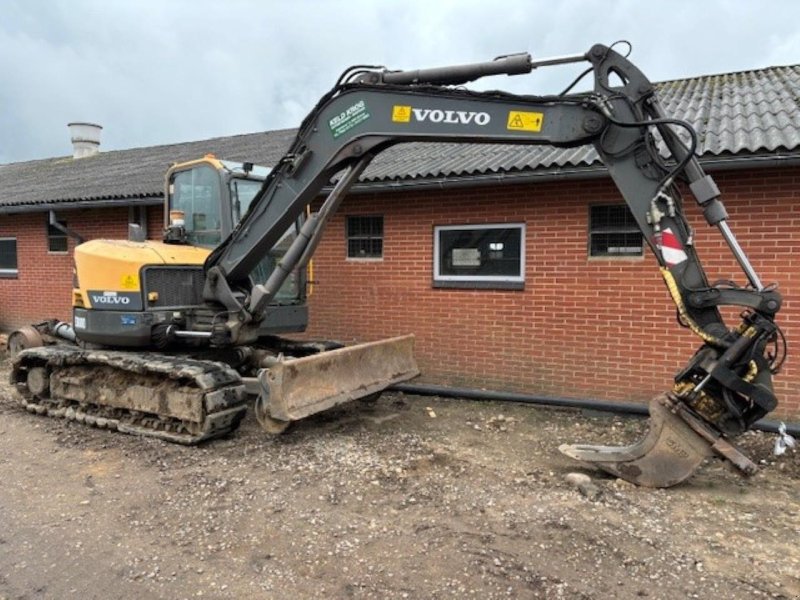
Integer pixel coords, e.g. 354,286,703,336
559,394,753,488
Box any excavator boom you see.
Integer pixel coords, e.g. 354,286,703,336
202,43,783,486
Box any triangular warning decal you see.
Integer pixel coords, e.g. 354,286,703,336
392,105,412,123
506,110,544,132
509,114,525,129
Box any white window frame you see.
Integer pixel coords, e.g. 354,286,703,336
433,223,525,286
0,237,18,277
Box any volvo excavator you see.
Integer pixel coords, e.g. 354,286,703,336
9,154,420,440
10,43,786,487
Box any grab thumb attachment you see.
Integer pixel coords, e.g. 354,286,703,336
559,394,758,488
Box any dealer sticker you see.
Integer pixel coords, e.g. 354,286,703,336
329,100,370,138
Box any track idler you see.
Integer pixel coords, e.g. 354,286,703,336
559,393,758,488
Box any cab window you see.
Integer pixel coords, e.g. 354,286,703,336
230,177,300,303
230,178,263,223
170,165,222,247
249,225,301,302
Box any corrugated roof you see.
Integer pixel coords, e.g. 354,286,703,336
361,65,800,183
0,130,297,210
1,64,799,211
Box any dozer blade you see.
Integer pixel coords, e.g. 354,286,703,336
254,334,419,431
559,394,757,488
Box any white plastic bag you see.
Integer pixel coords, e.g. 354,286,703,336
773,422,796,456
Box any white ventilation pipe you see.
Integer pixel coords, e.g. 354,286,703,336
67,122,102,158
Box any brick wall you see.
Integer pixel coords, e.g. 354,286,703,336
0,205,163,328
0,169,797,418
304,166,800,418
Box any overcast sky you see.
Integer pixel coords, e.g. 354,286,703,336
1,0,799,164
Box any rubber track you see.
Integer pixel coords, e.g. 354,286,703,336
11,346,247,444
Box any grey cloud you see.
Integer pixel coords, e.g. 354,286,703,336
1,0,799,164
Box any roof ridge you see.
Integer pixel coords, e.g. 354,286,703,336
1,127,301,167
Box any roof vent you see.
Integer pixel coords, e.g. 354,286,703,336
68,122,102,159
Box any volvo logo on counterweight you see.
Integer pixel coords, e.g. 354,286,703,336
92,295,130,305
88,290,142,310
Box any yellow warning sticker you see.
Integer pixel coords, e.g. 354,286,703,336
121,274,139,290
507,111,544,132
392,105,412,123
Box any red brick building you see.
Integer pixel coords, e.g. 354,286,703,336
1,66,799,417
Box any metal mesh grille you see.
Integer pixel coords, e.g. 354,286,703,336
589,205,643,257
346,215,383,259
143,267,205,308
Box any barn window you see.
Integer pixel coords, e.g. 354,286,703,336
434,223,525,289
0,238,18,277
346,215,383,259
589,205,643,257
47,219,69,253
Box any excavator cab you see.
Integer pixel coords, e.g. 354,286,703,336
164,156,304,302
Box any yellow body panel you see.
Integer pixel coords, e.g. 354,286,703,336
73,239,211,308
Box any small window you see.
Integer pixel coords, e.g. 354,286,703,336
434,223,524,289
589,205,643,257
47,219,68,252
346,215,383,259
0,238,18,277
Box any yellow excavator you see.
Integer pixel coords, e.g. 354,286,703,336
8,155,419,441
10,43,786,487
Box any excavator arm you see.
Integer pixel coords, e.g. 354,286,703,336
204,43,784,486
203,78,605,312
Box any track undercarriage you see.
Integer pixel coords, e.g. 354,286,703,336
9,333,419,444
11,346,247,444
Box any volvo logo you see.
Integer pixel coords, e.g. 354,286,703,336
91,293,131,305
87,290,143,311
411,108,490,126
393,105,491,126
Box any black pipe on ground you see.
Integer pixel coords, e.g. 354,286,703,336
390,382,800,437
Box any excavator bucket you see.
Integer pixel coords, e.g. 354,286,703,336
253,334,419,432
559,394,758,488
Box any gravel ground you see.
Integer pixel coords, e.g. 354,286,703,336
0,352,798,600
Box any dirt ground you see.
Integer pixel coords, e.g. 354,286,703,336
0,353,798,600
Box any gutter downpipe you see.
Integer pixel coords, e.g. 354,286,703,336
48,210,84,244
390,382,800,437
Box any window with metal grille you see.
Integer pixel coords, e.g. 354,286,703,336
589,205,643,257
0,238,18,277
47,219,68,252
434,223,525,289
346,215,383,259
